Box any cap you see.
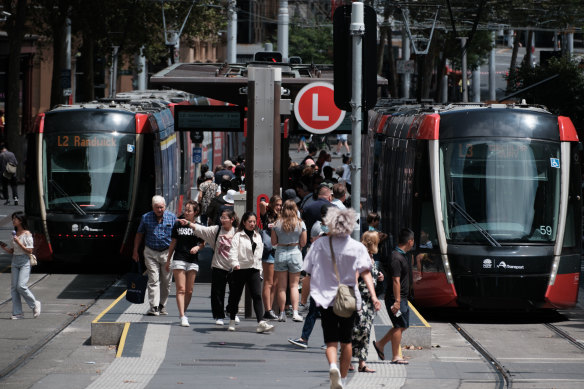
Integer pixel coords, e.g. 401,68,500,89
283,188,301,204
223,189,237,204
204,171,214,179
224,160,234,168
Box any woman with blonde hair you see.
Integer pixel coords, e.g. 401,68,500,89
351,231,384,373
272,199,307,322
259,195,282,320
302,207,381,389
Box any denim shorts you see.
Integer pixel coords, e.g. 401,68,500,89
274,246,302,273
172,260,199,272
262,252,275,264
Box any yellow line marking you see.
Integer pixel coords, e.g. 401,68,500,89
409,301,431,328
93,290,127,323
116,322,131,358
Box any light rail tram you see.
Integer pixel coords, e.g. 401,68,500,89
364,101,582,309
25,90,200,262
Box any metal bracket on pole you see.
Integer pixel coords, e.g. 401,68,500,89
401,6,440,55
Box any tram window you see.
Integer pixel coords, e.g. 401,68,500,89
43,133,136,212
440,140,561,244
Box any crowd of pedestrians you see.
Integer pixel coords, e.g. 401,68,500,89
132,150,414,389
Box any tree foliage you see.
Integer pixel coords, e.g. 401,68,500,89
288,18,333,64
506,57,584,134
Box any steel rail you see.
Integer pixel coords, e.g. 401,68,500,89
451,322,512,389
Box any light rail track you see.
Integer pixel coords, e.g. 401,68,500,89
0,274,115,380
451,322,511,389
0,273,50,307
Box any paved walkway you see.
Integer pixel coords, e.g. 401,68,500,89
88,283,406,389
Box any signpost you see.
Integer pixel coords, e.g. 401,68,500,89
293,82,346,134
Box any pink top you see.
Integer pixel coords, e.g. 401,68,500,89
302,235,371,309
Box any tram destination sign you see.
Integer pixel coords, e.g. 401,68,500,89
174,105,243,132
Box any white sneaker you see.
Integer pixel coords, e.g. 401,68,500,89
228,320,236,331
234,315,240,324
215,319,224,326
292,313,303,322
278,312,286,322
180,316,189,327
256,320,274,333
11,314,24,320
33,301,41,318
329,366,343,389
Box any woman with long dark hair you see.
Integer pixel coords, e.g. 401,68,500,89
181,209,239,326
226,211,274,333
166,200,205,327
2,212,40,319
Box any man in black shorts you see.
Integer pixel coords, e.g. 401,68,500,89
373,228,414,365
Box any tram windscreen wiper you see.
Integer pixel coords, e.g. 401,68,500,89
448,202,501,247
48,179,87,216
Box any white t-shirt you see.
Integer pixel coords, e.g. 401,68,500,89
12,232,33,255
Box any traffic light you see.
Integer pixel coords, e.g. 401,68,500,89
254,51,283,63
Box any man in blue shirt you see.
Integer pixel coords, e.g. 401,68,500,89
133,195,176,316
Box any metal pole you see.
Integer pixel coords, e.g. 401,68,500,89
110,46,119,98
567,31,574,57
65,18,71,104
277,0,289,62
350,2,364,240
460,37,468,102
472,66,480,102
489,31,496,101
137,46,147,90
441,60,448,103
227,0,237,63
402,27,410,99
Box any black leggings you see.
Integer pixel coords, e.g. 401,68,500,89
211,267,231,320
227,268,264,322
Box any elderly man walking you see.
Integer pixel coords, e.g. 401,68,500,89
133,195,177,316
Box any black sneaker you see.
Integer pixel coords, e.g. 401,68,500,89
263,310,278,320
158,305,168,315
13,198,18,206
147,306,159,316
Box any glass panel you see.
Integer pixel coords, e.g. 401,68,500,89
440,140,561,244
43,133,136,212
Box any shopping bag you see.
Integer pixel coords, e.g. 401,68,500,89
126,261,148,304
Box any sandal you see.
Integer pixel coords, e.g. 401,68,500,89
372,341,385,360
390,359,409,365
358,365,376,373
348,365,354,371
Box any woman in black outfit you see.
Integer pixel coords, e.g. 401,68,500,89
166,200,205,327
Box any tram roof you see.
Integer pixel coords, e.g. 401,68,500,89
150,62,388,106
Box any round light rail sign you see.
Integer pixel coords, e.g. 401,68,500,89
294,82,346,134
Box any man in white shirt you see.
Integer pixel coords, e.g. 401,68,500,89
330,183,347,210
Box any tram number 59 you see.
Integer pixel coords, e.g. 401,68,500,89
539,225,552,236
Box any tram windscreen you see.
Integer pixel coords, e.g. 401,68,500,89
43,133,136,212
440,140,561,243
